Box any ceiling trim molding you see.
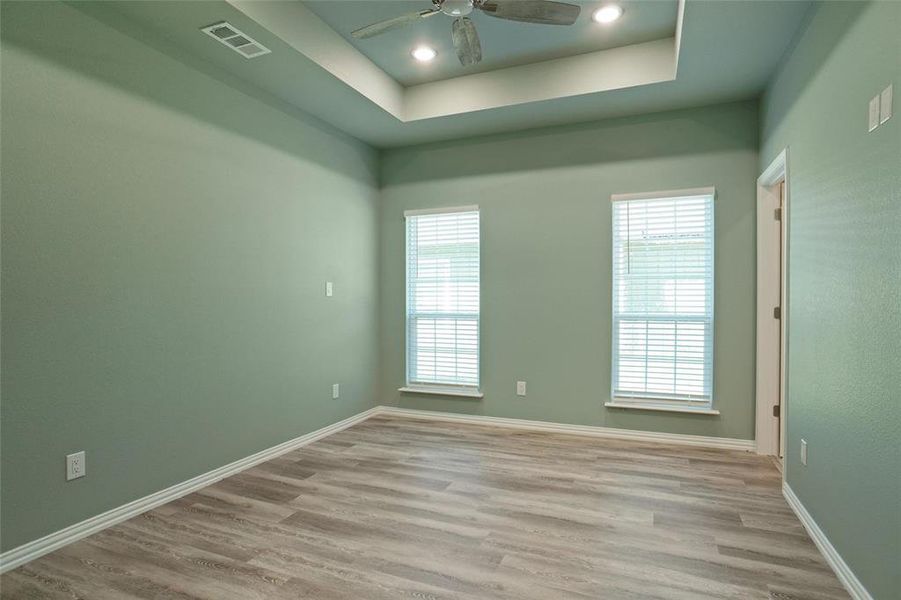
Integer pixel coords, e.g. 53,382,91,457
673,0,687,75
404,37,676,120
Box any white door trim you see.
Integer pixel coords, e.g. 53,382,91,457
755,149,789,457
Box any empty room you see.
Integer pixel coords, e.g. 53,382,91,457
0,0,898,598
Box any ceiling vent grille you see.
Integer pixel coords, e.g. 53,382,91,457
201,22,271,59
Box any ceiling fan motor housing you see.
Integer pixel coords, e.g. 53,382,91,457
438,0,474,17
354,0,582,66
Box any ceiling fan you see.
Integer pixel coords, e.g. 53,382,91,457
351,0,582,66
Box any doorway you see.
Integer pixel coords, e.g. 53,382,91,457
756,150,788,461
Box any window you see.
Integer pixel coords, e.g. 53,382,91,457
611,189,714,409
404,206,480,394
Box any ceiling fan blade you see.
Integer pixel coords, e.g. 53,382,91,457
351,8,439,39
452,17,482,66
478,0,581,25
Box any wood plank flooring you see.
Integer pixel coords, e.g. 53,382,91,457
1,415,849,599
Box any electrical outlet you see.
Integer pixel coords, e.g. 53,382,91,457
880,84,893,124
516,381,527,396
325,281,333,297
800,439,808,466
868,95,880,132
332,383,340,399
66,451,86,481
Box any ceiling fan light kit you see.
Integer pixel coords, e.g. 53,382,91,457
351,0,584,66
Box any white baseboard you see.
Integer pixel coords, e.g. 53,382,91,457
0,406,381,574
782,482,873,600
376,406,756,451
1,404,757,574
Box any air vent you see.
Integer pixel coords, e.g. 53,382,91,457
201,22,271,59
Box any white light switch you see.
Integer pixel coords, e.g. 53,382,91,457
800,439,808,466
516,381,527,396
868,95,880,132
332,383,340,399
880,84,893,124
66,451,86,481
325,281,333,297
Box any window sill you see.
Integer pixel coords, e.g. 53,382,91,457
605,401,720,415
399,386,484,399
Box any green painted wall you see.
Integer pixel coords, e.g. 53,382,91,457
5,5,894,588
379,101,759,440
0,1,380,551
760,2,900,598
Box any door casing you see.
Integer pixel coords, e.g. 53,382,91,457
755,149,788,460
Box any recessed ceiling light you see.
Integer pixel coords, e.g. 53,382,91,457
411,46,437,62
593,4,623,24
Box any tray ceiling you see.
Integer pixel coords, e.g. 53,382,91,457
67,1,813,147
304,0,679,86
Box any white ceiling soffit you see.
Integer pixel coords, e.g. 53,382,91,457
229,0,405,120
228,0,685,123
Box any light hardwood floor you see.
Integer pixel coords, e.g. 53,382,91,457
1,415,849,599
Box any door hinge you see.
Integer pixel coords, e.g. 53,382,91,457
773,404,781,418
774,207,783,221
773,306,781,319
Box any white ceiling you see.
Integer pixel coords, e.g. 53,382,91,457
77,0,813,148
304,0,679,86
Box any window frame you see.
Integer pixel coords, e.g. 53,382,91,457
608,187,716,412
402,205,481,396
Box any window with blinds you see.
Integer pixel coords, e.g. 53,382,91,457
611,189,714,406
405,206,480,390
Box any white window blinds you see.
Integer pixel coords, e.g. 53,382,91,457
612,190,714,404
406,207,480,389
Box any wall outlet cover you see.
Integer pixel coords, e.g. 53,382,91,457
868,95,880,132
800,439,808,466
332,383,340,399
880,84,893,124
66,451,86,481
326,281,333,297
516,381,527,396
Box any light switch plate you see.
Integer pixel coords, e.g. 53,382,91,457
516,381,527,396
868,95,880,132
66,451,86,481
325,281,333,297
880,84,893,124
